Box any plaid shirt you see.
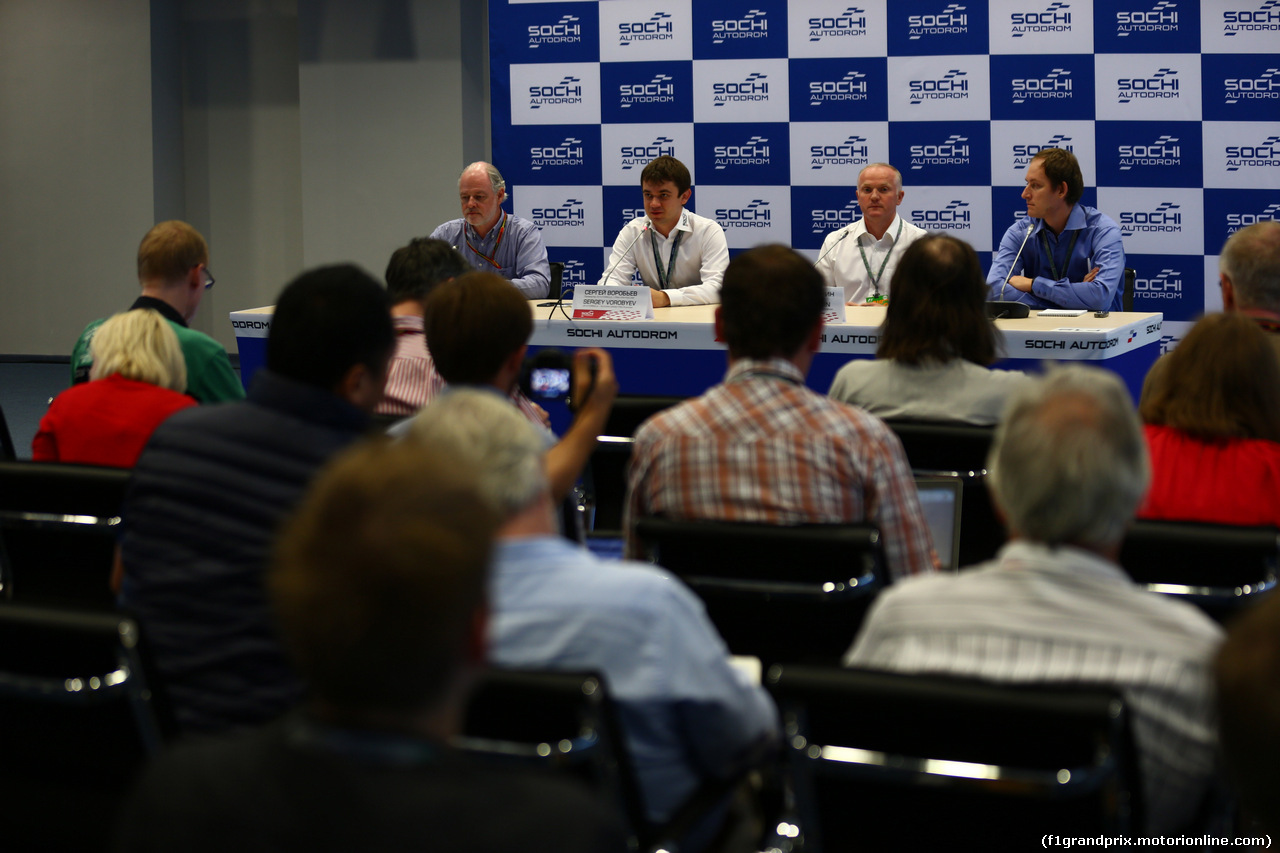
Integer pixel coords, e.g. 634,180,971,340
377,314,545,424
625,358,938,580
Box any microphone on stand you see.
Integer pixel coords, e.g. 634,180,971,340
602,218,652,288
987,221,1033,320
814,226,853,268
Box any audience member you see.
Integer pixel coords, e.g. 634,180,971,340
846,365,1224,833
115,439,625,852
409,390,777,833
1214,590,1280,837
1216,220,1280,364
422,271,617,501
33,309,196,466
430,161,551,298
814,163,927,306
625,244,937,580
115,264,394,733
828,235,1032,425
71,220,243,403
598,155,728,307
1138,312,1280,526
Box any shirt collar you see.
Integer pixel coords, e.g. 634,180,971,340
725,357,805,386
857,214,902,245
995,540,1128,585
1031,204,1086,237
130,295,187,328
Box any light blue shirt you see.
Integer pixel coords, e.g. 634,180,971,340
986,204,1126,312
488,535,779,824
430,213,551,299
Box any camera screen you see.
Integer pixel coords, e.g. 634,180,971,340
530,367,571,397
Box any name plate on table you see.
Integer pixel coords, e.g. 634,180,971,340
571,287,654,321
822,287,847,325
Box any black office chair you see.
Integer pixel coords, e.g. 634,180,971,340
0,401,15,461
549,260,565,299
1120,520,1279,623
634,518,886,665
883,419,1005,566
0,460,131,608
765,665,1143,851
1124,267,1137,312
583,395,686,535
0,605,174,851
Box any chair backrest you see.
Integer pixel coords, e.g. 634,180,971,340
766,665,1142,851
459,668,647,844
0,604,173,847
1124,267,1137,312
583,395,685,535
633,518,885,665
1120,520,1279,622
883,419,1005,566
0,460,132,607
549,260,565,299
0,401,15,461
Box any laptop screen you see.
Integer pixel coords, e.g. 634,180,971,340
914,476,964,571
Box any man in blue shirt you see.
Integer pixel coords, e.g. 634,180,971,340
407,389,779,832
430,162,552,299
986,148,1125,312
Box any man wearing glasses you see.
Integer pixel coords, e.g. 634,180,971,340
71,220,244,403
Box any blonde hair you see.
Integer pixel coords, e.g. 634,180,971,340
88,309,188,393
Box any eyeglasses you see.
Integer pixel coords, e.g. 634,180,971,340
201,266,216,290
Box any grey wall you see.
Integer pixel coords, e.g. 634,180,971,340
0,0,488,356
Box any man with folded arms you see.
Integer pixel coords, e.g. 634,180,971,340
599,155,728,307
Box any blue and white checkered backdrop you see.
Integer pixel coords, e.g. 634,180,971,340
489,0,1280,350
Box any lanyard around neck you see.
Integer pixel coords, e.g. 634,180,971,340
1039,228,1079,282
857,218,904,298
649,226,684,290
466,212,508,270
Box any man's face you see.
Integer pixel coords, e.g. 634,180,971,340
459,170,505,235
856,166,904,230
642,180,691,233
1022,159,1069,221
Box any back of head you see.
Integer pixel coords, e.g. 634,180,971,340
88,308,188,393
989,365,1149,549
408,389,547,519
137,221,208,283
720,244,825,360
1032,148,1084,206
1139,311,1280,442
640,155,691,193
270,438,499,715
385,238,469,305
267,264,393,391
423,272,532,385
877,235,996,366
1221,221,1280,314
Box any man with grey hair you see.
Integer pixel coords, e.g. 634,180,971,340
429,161,551,298
408,389,778,833
845,365,1223,834
1218,220,1280,362
814,162,928,305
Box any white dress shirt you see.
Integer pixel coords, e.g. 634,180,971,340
815,214,928,305
599,210,729,306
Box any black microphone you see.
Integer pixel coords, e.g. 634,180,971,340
601,218,652,288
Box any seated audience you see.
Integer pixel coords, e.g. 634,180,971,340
408,390,778,833
33,309,196,466
828,234,1032,425
422,271,616,501
624,244,937,580
115,264,394,734
1216,220,1280,367
846,366,1224,833
115,439,624,852
1138,312,1280,527
71,220,243,403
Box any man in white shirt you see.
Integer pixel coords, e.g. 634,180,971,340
815,163,928,306
598,156,729,307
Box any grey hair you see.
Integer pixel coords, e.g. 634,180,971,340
89,308,187,393
858,162,903,194
459,161,505,195
987,365,1149,549
406,389,546,518
1220,221,1280,314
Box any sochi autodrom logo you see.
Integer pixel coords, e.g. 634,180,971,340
530,137,585,171
806,6,868,41
529,198,586,229
527,14,581,48
528,76,583,109
1012,135,1074,170
711,9,768,44
1227,202,1280,231
1119,201,1181,236
713,136,770,170
1223,1,1280,36
1116,1,1179,37
712,72,769,107
619,136,676,171
909,69,968,106
811,198,860,234
909,134,970,170
1010,2,1073,37
1117,67,1179,103
809,135,869,171
910,200,971,231
715,199,772,228
809,70,868,107
1012,68,1072,104
1134,268,1183,299
1118,135,1181,171
907,4,969,40
618,11,674,46
1225,135,1280,172
618,74,675,109
1224,66,1280,105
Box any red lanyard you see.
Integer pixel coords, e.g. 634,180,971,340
466,213,508,269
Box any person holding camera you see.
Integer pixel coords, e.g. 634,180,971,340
421,271,617,502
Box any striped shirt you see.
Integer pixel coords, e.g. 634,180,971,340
624,358,938,580
377,314,546,425
846,541,1224,834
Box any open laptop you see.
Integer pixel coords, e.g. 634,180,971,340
913,476,964,572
